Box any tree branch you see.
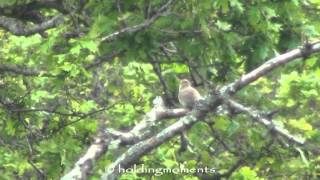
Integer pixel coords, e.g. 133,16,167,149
0,14,64,36
224,99,305,145
0,50,123,77
149,54,176,106
101,97,189,150
0,64,43,76
224,41,320,94
101,97,220,180
101,0,176,42
61,127,110,180
62,96,189,179
0,0,68,15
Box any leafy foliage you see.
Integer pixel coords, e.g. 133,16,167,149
0,0,320,179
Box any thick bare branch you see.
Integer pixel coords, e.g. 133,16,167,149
61,128,110,180
104,97,189,145
102,97,219,180
102,115,199,180
0,14,64,36
0,64,42,76
225,99,305,145
62,96,188,179
225,42,320,94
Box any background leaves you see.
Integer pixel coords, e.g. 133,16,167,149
0,0,320,179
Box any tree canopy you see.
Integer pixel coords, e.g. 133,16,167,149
0,0,320,179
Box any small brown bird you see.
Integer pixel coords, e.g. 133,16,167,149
178,79,202,109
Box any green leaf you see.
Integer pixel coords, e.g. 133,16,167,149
216,21,232,31
162,159,177,168
214,116,230,131
81,40,99,53
288,119,313,132
79,100,97,113
31,90,54,102
248,7,261,26
232,166,264,180
226,121,240,136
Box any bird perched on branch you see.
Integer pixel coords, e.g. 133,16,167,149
178,79,202,110
178,79,202,152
